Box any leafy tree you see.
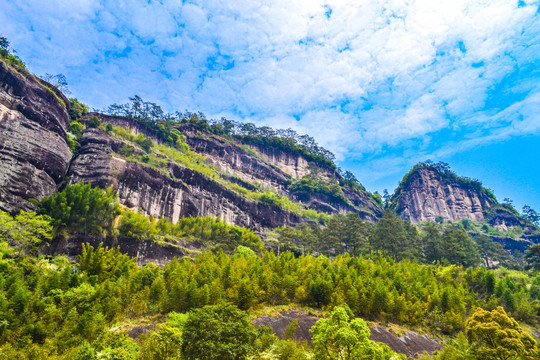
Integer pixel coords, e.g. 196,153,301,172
181,302,257,360
439,228,481,267
0,36,8,50
525,244,540,271
465,306,538,360
39,183,120,236
434,332,475,360
474,235,509,268
310,305,403,360
87,115,100,128
371,209,421,261
43,73,70,94
69,98,88,122
0,210,53,254
118,209,154,240
522,205,540,226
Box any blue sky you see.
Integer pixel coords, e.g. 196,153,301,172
1,0,539,212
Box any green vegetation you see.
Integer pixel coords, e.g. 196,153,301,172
0,241,537,358
290,177,349,204
310,305,403,359
465,306,538,360
38,183,121,237
107,123,330,223
0,210,52,254
105,96,336,170
0,35,26,70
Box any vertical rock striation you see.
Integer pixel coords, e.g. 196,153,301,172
389,166,497,223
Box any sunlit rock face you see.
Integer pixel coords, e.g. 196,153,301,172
390,167,497,223
0,61,71,213
67,127,303,232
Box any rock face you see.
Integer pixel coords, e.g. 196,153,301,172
74,114,382,225
0,61,72,213
252,310,442,356
390,167,497,223
67,128,302,232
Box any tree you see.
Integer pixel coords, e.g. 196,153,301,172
69,98,88,122
0,36,9,50
465,306,538,360
43,73,70,94
0,210,53,254
522,205,540,226
181,302,257,360
39,183,120,236
371,209,421,261
310,305,403,360
87,115,100,128
525,244,540,271
474,235,510,268
439,228,481,267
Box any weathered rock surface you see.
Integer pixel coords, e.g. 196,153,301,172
82,113,383,223
67,128,303,231
252,310,442,357
390,167,497,223
0,60,71,213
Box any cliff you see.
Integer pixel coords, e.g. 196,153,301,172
0,59,381,232
68,113,382,227
389,165,497,223
0,60,72,213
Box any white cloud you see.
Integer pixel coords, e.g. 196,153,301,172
0,0,539,179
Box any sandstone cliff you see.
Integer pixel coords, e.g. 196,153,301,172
70,113,382,226
389,165,497,223
0,60,72,213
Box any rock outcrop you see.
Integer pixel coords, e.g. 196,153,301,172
389,166,497,223
0,60,72,213
76,113,383,225
67,128,303,232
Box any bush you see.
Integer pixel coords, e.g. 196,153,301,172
87,116,100,128
39,183,120,236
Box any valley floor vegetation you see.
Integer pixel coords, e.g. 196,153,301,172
0,184,539,359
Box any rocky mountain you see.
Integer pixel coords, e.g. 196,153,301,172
0,60,72,213
389,162,539,251
0,59,382,231
388,163,498,223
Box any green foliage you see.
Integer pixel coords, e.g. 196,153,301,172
68,98,88,122
0,210,52,254
310,305,404,360
182,302,257,360
434,332,475,360
87,116,101,128
371,209,422,261
105,96,337,170
0,35,26,70
522,205,540,226
0,244,538,357
465,306,538,360
290,177,348,203
525,244,540,271
39,183,121,237
118,209,154,240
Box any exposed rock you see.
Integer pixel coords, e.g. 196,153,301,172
67,128,303,231
252,310,442,357
0,60,71,213
80,113,383,224
390,167,497,223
